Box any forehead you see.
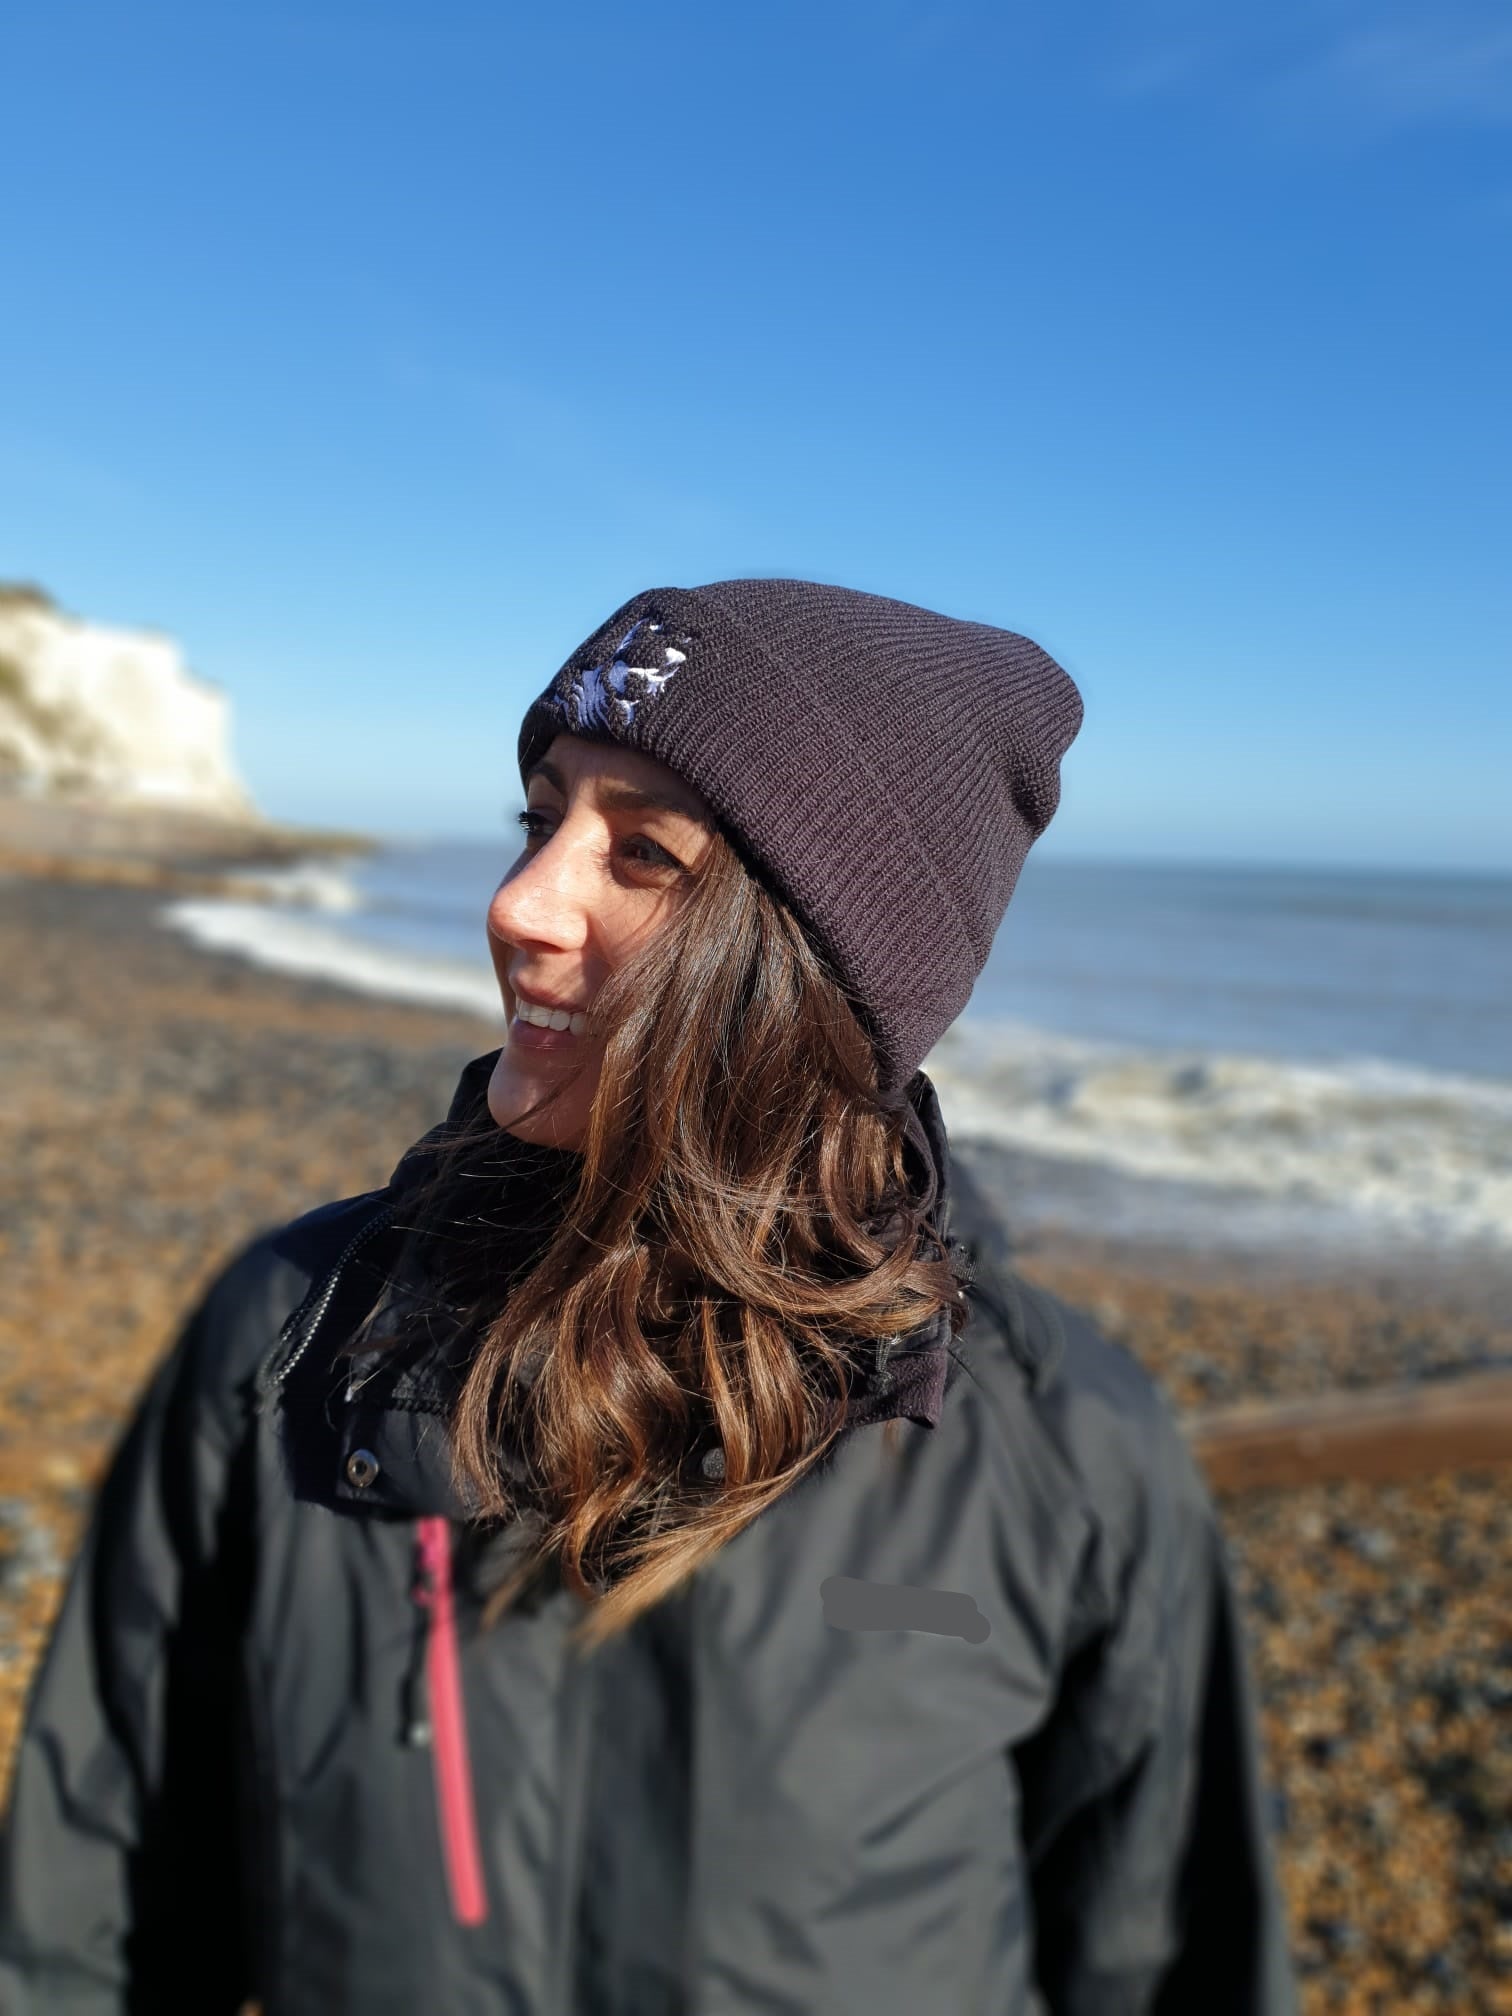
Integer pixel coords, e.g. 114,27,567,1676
528,733,709,821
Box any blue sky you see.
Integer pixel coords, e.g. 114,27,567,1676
3,0,1508,867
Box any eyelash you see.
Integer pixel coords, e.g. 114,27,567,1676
515,808,683,871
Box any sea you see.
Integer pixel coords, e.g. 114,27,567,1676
164,848,1512,1270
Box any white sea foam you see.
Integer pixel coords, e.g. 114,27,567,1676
925,1019,1512,1255
160,886,1512,1257
163,898,504,1020
221,859,367,913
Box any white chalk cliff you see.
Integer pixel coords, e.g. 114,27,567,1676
0,587,256,818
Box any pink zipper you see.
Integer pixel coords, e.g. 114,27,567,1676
414,1515,489,1927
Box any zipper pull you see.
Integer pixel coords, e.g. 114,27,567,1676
403,1527,437,1748
403,1673,434,1749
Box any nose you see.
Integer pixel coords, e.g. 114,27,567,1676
487,832,592,955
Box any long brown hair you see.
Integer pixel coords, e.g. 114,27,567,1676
409,824,966,1646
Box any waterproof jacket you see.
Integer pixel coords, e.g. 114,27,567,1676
0,1057,1299,2015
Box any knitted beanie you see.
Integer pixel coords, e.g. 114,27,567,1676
517,578,1084,1099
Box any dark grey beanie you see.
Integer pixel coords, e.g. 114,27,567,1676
517,578,1084,1098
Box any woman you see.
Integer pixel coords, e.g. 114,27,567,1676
0,579,1298,2014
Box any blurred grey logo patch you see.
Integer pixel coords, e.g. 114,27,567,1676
820,1575,990,1643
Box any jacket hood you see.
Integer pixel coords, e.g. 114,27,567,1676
322,1053,972,1522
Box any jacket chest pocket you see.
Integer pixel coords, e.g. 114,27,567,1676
402,1522,592,1933
408,1516,489,1926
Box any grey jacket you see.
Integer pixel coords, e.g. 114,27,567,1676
0,1060,1298,2014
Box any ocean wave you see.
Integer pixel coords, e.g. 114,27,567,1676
158,889,1512,1256
925,1020,1512,1254
220,859,367,913
163,898,504,1020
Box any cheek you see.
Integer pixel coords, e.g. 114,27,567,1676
599,885,683,966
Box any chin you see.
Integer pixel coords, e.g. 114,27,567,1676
485,1052,587,1151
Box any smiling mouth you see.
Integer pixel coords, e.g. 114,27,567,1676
513,997,590,1037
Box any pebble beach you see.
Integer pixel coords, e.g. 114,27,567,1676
2,864,1510,2014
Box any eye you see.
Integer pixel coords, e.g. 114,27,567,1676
515,809,686,874
621,833,686,871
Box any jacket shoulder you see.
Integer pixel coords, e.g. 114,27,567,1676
961,1262,1195,1539
961,1262,1215,1715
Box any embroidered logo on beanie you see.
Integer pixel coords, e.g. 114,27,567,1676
546,614,691,736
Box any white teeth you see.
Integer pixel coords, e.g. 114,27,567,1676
514,997,591,1036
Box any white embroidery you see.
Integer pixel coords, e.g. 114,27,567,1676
550,616,688,734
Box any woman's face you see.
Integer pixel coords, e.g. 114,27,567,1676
485,734,714,1150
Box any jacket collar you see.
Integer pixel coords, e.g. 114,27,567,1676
318,1054,970,1520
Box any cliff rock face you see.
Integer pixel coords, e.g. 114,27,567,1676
0,586,256,818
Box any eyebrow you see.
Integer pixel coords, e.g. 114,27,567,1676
525,757,707,823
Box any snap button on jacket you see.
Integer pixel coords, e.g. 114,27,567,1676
344,1449,380,1490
